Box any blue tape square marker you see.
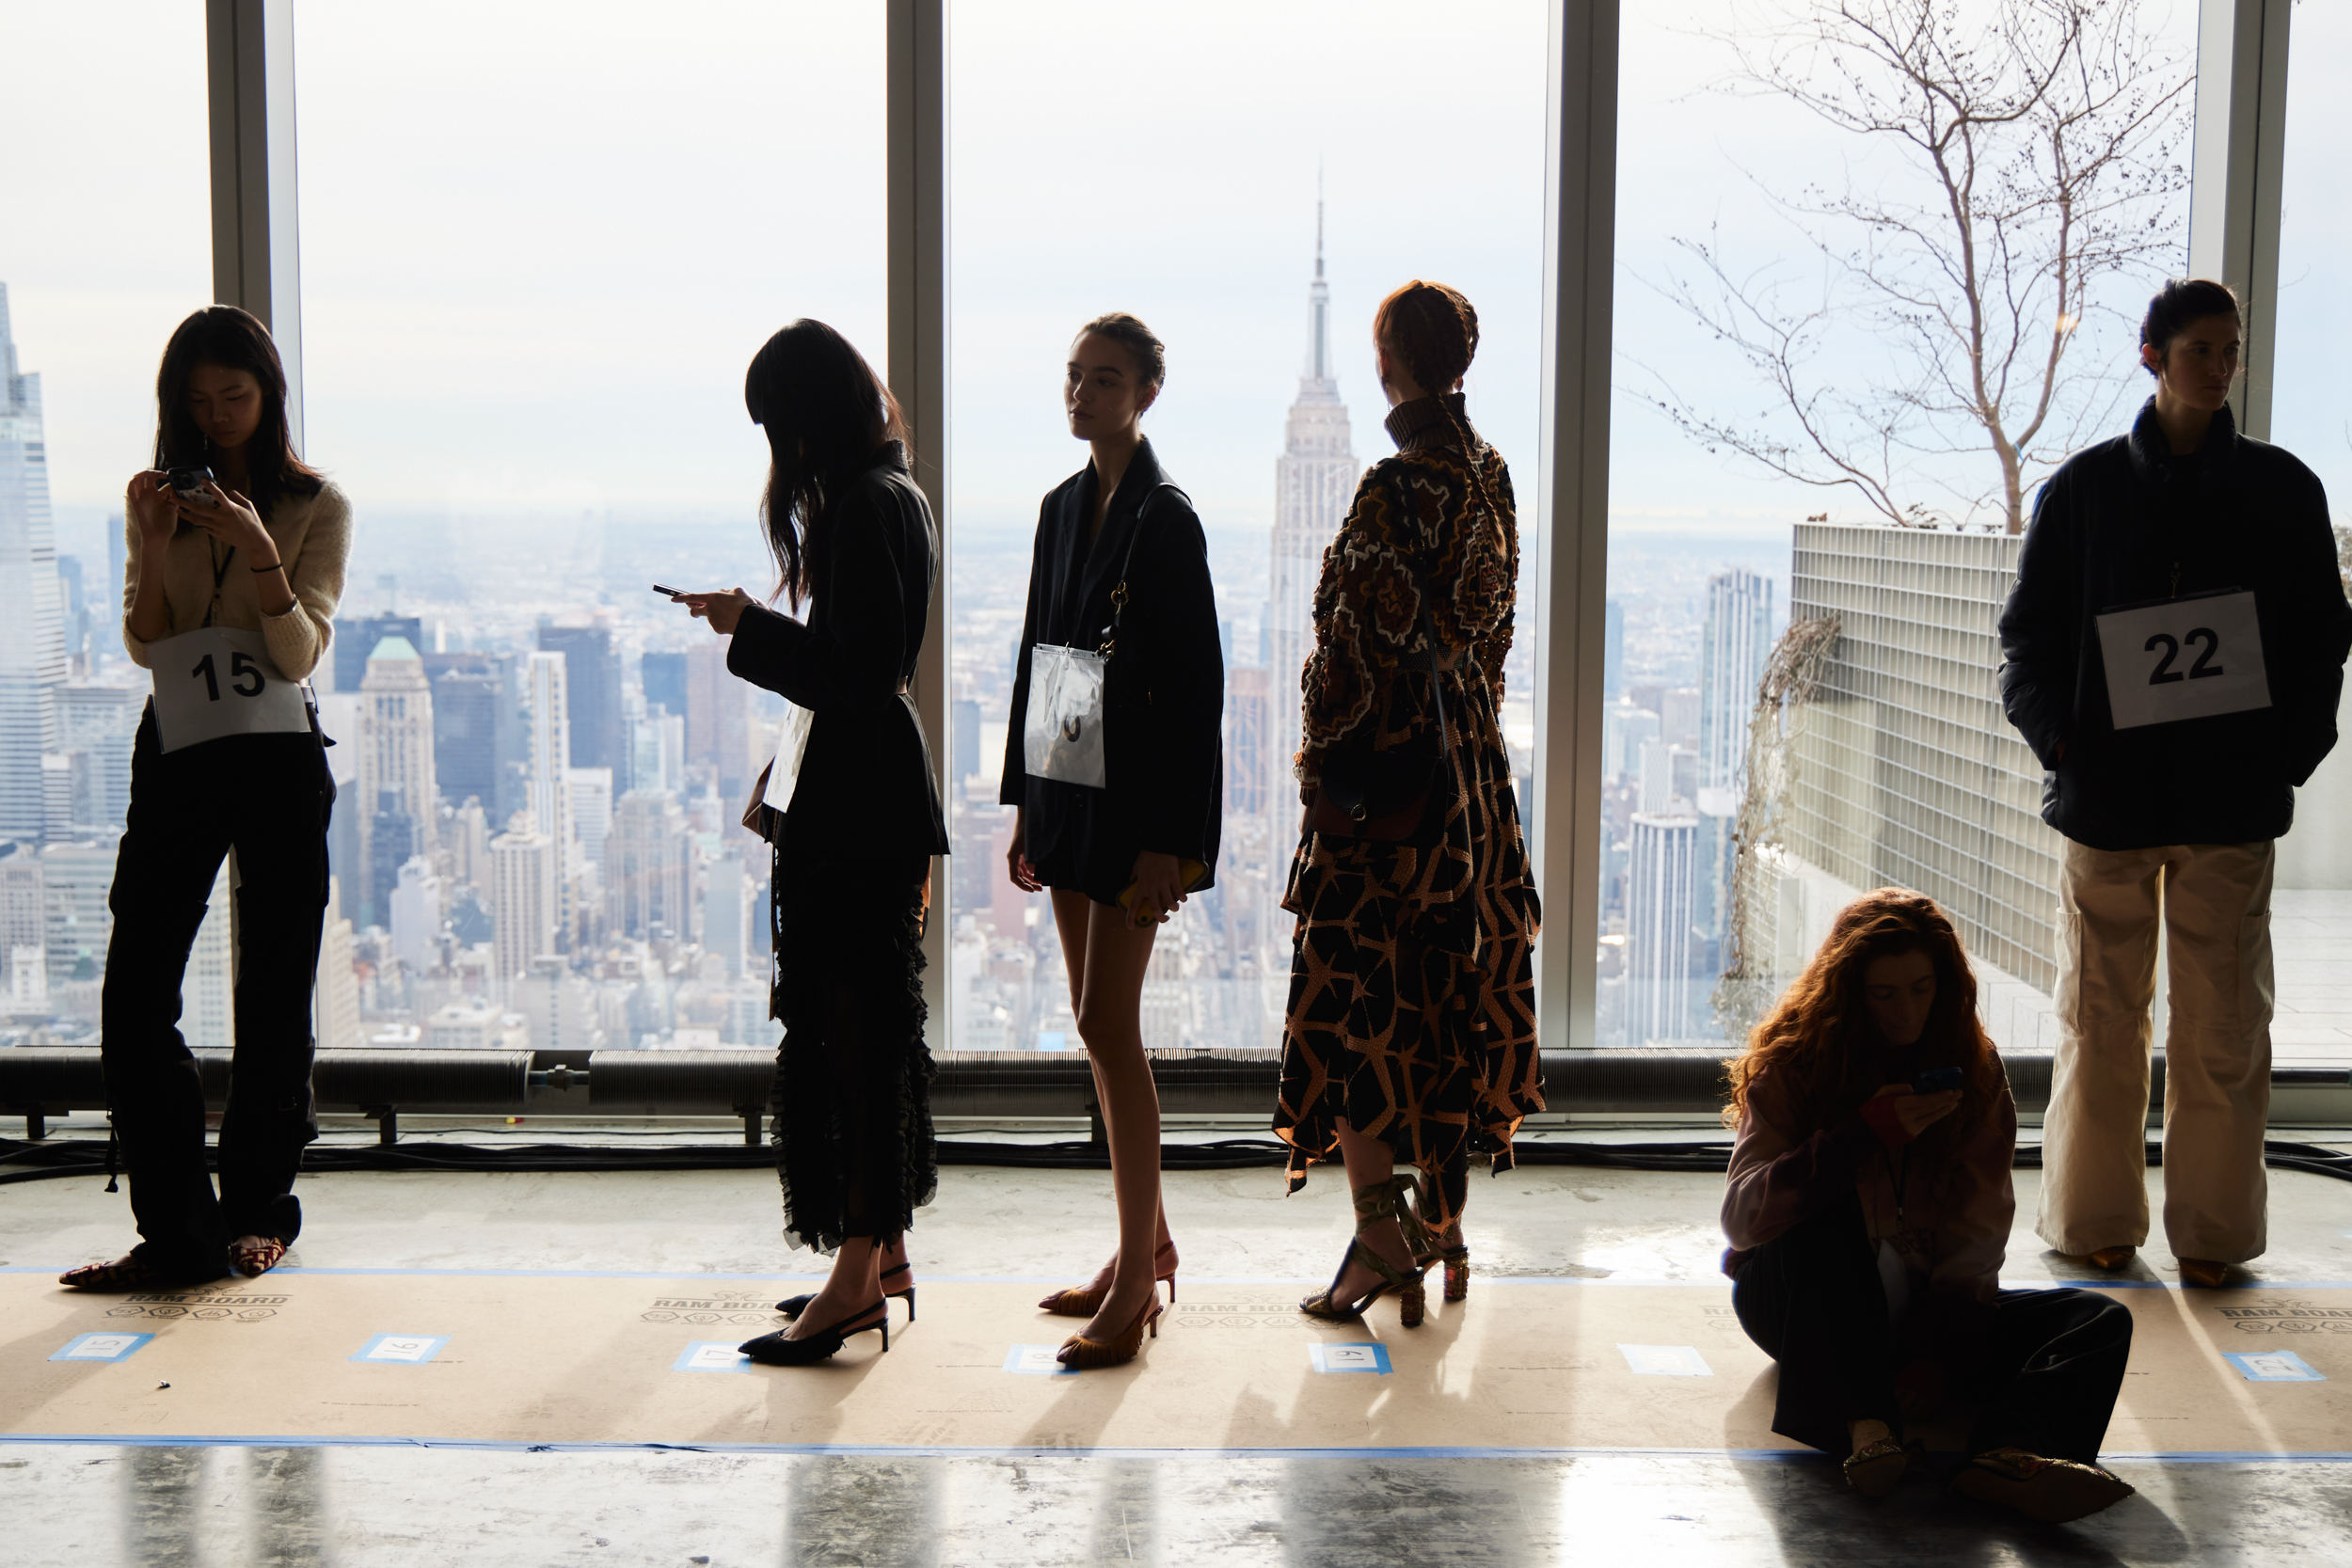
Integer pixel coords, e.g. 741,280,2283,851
1618,1343,1714,1377
1308,1342,1392,1374
2225,1351,2327,1383
50,1333,153,1363
350,1334,450,1366
674,1341,753,1373
1004,1344,1079,1376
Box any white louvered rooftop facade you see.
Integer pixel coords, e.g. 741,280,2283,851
1786,523,2063,995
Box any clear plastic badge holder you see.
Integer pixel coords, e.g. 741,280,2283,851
760,701,817,812
1023,643,1110,788
2093,588,2271,731
148,626,314,753
1019,482,1181,793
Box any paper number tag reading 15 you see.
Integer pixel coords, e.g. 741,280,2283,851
148,626,313,753
2093,589,2272,731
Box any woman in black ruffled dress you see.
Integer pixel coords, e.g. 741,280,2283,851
679,319,948,1365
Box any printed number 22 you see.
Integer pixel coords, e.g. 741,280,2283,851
2144,628,2225,686
190,652,266,702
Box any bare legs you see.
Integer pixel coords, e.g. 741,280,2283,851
1052,888,1173,1341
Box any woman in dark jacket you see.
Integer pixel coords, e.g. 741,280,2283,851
1998,278,2352,1286
1001,313,1223,1368
1724,890,2135,1524
1275,281,1543,1328
680,319,948,1366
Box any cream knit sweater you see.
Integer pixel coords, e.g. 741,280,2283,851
120,479,351,681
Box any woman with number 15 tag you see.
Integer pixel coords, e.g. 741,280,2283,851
61,306,349,1291
1999,279,2352,1288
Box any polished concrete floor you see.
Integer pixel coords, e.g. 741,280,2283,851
4,1125,2350,1566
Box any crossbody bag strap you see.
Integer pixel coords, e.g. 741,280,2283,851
1098,481,1187,658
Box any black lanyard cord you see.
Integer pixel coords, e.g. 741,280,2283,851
203,539,237,628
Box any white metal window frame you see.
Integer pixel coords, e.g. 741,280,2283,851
205,0,2295,1057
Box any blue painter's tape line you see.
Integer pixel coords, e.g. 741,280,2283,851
47,1333,154,1364
349,1335,450,1366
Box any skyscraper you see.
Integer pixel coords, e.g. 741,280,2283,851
538,625,625,784
1268,208,1360,815
606,788,695,942
490,828,558,988
0,284,67,845
1226,666,1270,818
359,636,437,914
333,613,423,694
1698,569,1774,804
524,650,572,850
1695,568,1774,958
684,641,752,805
1625,811,1701,1044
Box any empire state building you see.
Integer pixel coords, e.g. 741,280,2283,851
1267,212,1360,812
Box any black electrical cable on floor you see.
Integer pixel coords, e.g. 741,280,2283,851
1,1136,2346,1184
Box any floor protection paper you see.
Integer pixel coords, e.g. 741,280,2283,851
3,1272,2345,1454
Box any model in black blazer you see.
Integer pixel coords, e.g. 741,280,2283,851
729,440,949,860
998,436,1223,906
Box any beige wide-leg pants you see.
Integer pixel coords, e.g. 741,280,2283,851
2037,838,2274,1263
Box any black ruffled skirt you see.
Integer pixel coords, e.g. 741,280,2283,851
768,847,936,1254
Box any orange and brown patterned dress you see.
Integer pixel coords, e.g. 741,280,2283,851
1273,393,1545,1231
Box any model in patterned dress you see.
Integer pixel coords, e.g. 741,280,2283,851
1274,280,1544,1325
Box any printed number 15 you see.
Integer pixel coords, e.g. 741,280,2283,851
191,652,266,701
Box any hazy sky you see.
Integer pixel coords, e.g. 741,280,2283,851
15,0,2344,578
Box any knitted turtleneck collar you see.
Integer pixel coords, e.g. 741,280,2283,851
1385,391,1473,451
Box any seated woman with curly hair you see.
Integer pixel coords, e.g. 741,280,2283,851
1723,888,2136,1523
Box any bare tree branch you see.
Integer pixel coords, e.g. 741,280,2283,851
1639,0,2191,532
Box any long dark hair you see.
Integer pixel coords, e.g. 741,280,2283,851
744,320,909,610
151,306,322,521
1724,888,2003,1164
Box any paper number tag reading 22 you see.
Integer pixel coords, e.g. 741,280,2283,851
2093,589,2271,731
148,626,312,753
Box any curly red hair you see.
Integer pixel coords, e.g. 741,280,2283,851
1723,888,2002,1151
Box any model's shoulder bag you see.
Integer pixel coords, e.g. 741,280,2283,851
1022,483,1184,790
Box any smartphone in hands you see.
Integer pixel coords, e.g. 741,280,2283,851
652,584,687,600
1913,1066,1963,1095
167,467,216,507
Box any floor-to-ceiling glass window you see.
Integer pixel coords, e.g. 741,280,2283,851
297,1,884,1051
2264,5,2352,1069
1603,0,2198,1049
943,1,1549,1054
0,2,210,1048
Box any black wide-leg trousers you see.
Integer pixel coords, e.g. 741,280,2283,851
99,708,334,1276
1731,1192,2133,1462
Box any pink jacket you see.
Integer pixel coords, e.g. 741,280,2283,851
1721,1057,2017,1309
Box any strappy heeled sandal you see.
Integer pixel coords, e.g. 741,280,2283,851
779,1259,916,1322
1056,1292,1164,1370
59,1255,176,1292
1038,1241,1179,1318
1406,1176,1469,1302
1299,1176,1431,1328
739,1300,891,1366
230,1239,289,1277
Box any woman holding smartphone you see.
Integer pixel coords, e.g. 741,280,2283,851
681,320,947,1366
62,306,348,1290
1723,890,2136,1521
1000,313,1224,1369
